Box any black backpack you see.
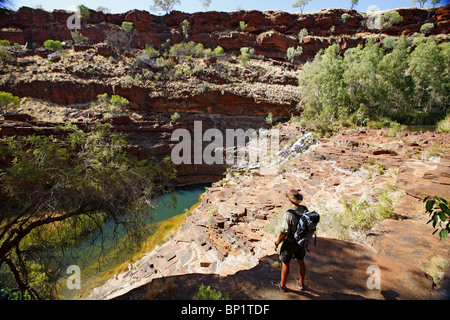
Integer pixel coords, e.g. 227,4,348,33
288,207,320,250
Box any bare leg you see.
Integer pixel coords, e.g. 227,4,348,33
297,260,306,286
280,262,290,288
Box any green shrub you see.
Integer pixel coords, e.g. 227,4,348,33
196,284,229,300
366,119,390,129
110,95,129,108
421,256,450,287
341,13,351,21
96,94,129,118
197,81,210,93
120,75,138,88
183,66,192,75
160,39,171,53
420,23,434,35
0,47,12,61
343,190,395,234
382,37,396,49
97,93,110,105
213,46,225,56
436,114,450,132
239,21,247,31
0,39,11,46
122,21,133,32
266,112,273,126
240,47,255,57
297,36,449,127
0,39,12,61
380,11,403,29
239,53,250,66
286,46,303,63
145,44,160,58
71,30,89,43
170,112,181,122
181,19,190,37
44,40,63,51
298,28,308,43
169,41,205,58
0,91,20,107
77,4,90,18
174,69,183,77
352,104,370,126
388,121,404,137
142,68,154,80
238,47,255,66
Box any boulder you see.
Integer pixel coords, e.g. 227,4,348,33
47,51,62,62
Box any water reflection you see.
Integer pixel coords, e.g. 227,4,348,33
56,184,208,299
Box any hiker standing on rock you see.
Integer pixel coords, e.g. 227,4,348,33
272,190,319,292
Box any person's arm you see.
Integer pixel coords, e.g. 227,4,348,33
275,211,291,251
274,233,286,251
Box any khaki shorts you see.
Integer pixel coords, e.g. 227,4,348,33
279,240,306,263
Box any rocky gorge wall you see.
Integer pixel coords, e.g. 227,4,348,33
1,5,449,185
1,5,449,62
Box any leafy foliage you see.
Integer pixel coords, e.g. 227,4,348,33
298,28,308,43
150,0,181,14
181,19,190,38
239,21,247,31
169,41,205,57
0,123,176,299
379,11,403,29
196,284,230,300
43,40,63,51
110,95,129,108
424,196,450,239
412,0,436,8
96,93,130,118
420,23,434,35
286,46,303,63
238,47,255,66
436,113,450,132
77,4,90,18
70,30,89,44
266,112,274,126
298,36,449,126
145,44,160,58
292,0,310,14
0,91,19,108
121,21,134,32
201,0,211,11
170,112,181,122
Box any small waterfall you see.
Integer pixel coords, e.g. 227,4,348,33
233,131,318,171
277,132,317,160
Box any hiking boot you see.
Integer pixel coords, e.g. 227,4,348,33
271,281,287,292
296,278,305,291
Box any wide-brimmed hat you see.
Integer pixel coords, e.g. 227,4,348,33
287,190,303,205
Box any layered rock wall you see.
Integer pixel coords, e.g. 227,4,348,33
1,6,449,61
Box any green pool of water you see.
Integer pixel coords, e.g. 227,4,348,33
56,185,207,299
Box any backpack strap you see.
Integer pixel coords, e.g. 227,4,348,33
287,206,308,216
